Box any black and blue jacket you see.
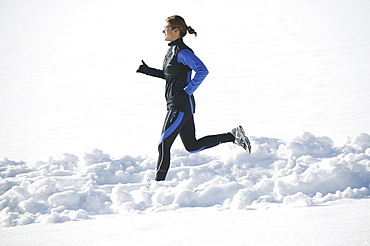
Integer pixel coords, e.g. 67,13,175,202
145,38,209,113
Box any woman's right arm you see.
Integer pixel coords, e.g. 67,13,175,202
136,60,165,79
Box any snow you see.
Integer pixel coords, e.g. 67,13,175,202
1,0,370,245
1,134,370,244
2,199,370,246
1,133,370,219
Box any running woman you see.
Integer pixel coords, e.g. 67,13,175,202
137,15,251,181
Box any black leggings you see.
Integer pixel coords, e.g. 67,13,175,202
156,110,234,181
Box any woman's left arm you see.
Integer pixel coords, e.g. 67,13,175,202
177,49,209,95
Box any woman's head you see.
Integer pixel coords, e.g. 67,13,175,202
163,15,197,41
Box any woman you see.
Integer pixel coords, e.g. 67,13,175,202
137,15,251,181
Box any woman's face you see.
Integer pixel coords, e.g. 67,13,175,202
163,25,180,42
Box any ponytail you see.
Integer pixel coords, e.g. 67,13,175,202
187,26,197,37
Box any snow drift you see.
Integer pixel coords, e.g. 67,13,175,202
1,132,369,227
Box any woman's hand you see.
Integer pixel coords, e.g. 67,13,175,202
136,60,165,79
136,60,150,74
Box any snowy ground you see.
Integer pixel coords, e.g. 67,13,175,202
2,198,370,246
1,0,370,245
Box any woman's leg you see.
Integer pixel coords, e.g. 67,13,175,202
156,110,190,181
180,114,235,153
156,111,235,181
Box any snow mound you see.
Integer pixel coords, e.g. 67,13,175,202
1,132,369,227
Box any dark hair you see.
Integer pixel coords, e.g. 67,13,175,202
165,15,197,37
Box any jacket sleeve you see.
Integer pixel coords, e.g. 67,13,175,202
145,67,165,79
177,49,209,95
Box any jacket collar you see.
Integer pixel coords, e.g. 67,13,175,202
168,38,184,46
